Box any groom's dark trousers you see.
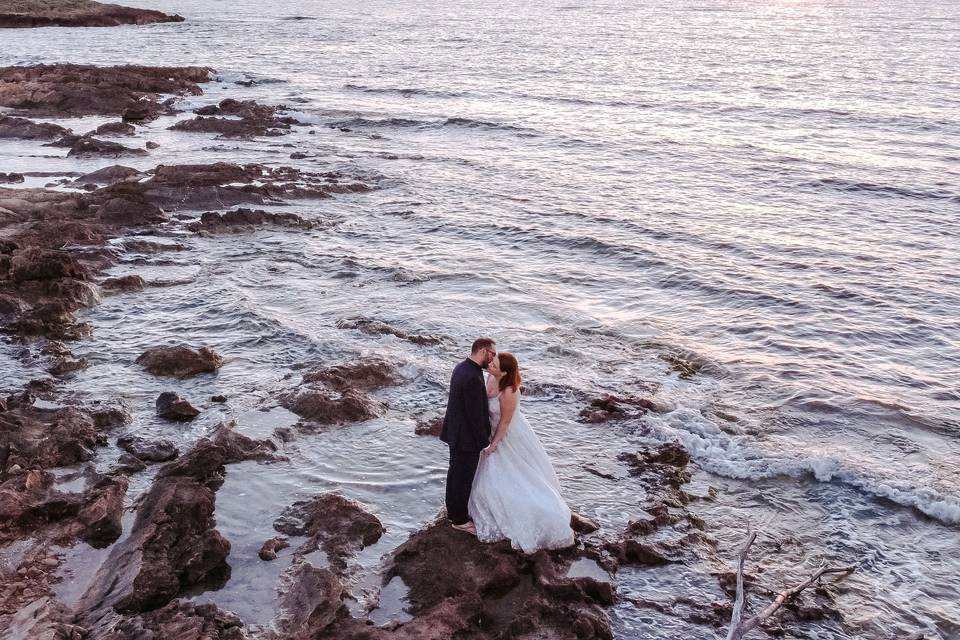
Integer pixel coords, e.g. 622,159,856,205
440,358,491,525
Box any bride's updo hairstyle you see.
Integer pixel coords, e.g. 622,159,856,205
497,352,522,392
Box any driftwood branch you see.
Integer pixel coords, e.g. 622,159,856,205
726,530,856,640
725,527,756,640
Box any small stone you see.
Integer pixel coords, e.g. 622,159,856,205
156,391,200,420
146,141,160,149
41,557,59,567
258,536,290,561
8,464,22,474
211,395,227,403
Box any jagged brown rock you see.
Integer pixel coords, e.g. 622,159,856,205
301,358,399,391
77,438,233,617
155,391,200,421
282,388,386,424
0,64,209,118
116,435,178,462
66,135,147,158
136,344,223,377
274,493,384,573
0,114,72,139
186,208,314,234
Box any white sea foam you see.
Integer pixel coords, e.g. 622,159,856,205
645,400,960,526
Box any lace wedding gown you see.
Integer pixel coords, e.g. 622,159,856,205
468,392,575,553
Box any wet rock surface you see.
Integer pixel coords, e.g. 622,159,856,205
274,494,384,573
116,435,179,462
301,357,400,391
77,438,234,618
0,64,209,118
282,388,387,425
187,208,315,234
258,535,290,561
136,344,224,378
171,98,303,138
155,391,200,421
0,114,72,139
65,134,148,158
578,394,656,424
0,171,25,183
279,515,615,640
414,415,443,437
0,0,185,28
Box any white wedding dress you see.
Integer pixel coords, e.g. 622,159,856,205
468,392,575,553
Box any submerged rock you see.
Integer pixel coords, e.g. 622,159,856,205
171,98,302,138
578,394,655,424
337,316,447,346
155,391,200,421
74,164,144,186
116,435,179,462
415,415,443,437
101,274,146,293
136,344,223,377
258,535,290,561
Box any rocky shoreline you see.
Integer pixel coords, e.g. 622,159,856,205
0,0,183,28
0,35,861,640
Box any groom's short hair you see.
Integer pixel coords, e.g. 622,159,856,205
471,337,496,353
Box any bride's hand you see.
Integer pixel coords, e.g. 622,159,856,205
481,442,499,457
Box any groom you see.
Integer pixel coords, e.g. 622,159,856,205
440,337,496,534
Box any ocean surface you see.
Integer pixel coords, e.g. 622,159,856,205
1,1,958,638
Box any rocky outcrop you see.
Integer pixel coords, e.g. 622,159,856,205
274,494,384,573
186,208,315,234
282,388,386,425
77,438,233,617
0,396,100,470
301,358,399,391
136,344,223,377
0,64,209,118
74,164,143,186
155,391,200,421
171,98,302,138
65,135,147,158
0,0,184,28
578,394,656,424
94,600,245,640
0,114,72,139
0,171,25,183
116,435,179,462
279,515,615,640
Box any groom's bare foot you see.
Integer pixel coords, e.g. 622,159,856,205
451,521,477,535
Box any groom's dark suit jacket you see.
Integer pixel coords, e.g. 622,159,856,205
440,358,491,452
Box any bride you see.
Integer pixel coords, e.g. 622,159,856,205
467,352,575,553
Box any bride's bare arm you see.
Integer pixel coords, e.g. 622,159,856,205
486,373,499,398
483,388,519,455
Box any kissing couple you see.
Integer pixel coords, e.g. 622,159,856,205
440,337,575,553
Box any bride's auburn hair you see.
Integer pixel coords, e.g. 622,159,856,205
497,352,522,392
